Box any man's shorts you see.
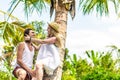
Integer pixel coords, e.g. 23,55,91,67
12,66,32,80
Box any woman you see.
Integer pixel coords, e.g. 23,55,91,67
25,22,61,80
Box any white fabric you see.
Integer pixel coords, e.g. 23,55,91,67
36,44,60,75
15,42,34,69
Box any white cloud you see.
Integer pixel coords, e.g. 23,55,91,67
66,28,120,57
108,26,120,34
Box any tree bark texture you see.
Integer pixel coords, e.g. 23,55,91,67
44,0,68,80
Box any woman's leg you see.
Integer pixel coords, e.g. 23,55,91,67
35,61,44,80
32,77,37,80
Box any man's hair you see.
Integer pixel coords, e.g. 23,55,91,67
24,28,32,36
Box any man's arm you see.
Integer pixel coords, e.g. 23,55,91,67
17,42,35,77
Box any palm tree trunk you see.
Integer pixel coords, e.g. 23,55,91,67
44,0,68,80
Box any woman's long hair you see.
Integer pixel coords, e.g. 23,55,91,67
48,27,61,47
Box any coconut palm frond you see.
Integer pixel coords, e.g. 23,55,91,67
33,0,46,16
112,0,119,14
8,0,19,12
96,0,109,16
24,0,30,19
0,21,6,29
3,27,10,43
69,0,76,20
79,0,118,16
0,10,19,21
12,21,33,29
23,0,46,19
108,45,118,50
7,0,21,21
8,0,46,19
0,21,25,44
3,22,15,43
80,0,99,15
12,31,23,46
12,21,26,27
50,0,54,18
45,0,51,4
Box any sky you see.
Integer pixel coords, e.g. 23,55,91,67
1,0,120,59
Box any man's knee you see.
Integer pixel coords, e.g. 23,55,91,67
17,69,27,79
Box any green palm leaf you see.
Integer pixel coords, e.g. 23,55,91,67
12,31,23,46
86,51,91,58
0,10,19,21
79,0,118,16
2,22,15,43
8,0,46,19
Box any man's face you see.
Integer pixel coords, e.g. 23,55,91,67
29,30,36,38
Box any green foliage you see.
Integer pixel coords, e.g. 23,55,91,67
62,48,120,80
79,0,119,16
30,21,47,39
3,45,14,53
1,45,120,80
83,66,120,80
0,71,16,80
86,50,103,66
62,49,77,80
0,57,17,80
8,0,46,19
1,45,15,66
0,20,46,80
0,21,31,45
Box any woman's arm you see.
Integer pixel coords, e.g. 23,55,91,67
25,35,56,44
32,43,41,51
31,37,56,44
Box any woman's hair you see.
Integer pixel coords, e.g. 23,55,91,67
24,28,32,36
49,27,61,47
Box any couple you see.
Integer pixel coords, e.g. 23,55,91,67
12,22,61,80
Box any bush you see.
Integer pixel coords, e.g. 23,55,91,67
0,71,16,80
62,49,120,80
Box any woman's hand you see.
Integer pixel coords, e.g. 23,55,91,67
24,35,31,41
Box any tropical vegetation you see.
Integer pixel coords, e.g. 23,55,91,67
1,0,120,80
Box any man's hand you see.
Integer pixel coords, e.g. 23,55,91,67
30,70,36,78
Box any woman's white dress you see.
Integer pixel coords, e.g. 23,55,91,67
36,44,60,75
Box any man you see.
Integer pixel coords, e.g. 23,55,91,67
13,28,36,80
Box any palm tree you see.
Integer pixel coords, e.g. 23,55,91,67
7,0,120,80
0,9,44,46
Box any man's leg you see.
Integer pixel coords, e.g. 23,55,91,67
35,61,43,80
16,68,27,80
